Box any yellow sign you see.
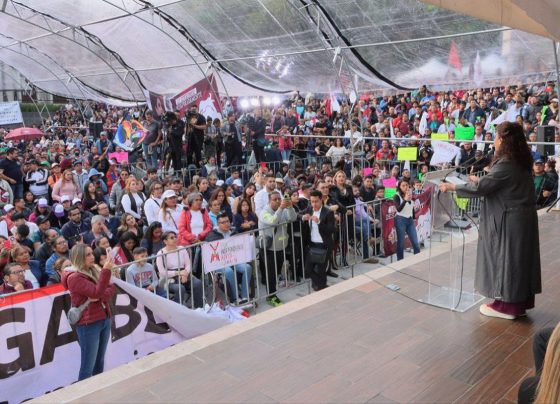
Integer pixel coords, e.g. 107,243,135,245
397,147,417,161
431,133,449,141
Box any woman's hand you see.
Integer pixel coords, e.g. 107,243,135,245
469,175,480,183
103,253,115,270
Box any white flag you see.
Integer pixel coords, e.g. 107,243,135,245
418,111,428,136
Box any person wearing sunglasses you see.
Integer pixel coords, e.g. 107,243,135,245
155,231,203,307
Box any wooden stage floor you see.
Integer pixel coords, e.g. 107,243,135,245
46,213,560,403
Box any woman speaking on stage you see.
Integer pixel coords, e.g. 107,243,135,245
439,121,541,320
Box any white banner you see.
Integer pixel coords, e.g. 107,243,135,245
0,102,23,125
202,234,256,273
0,279,229,403
430,140,461,166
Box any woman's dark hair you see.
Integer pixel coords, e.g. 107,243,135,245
144,221,162,241
143,221,162,255
242,182,256,199
236,198,254,215
495,122,533,171
119,231,138,262
93,247,107,266
162,230,177,242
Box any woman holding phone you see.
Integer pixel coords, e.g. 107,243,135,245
393,180,420,261
63,243,116,381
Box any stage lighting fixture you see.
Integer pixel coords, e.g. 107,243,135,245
250,98,260,107
240,99,250,109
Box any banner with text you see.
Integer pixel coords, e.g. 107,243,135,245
381,187,433,257
170,74,222,120
0,279,228,404
0,102,23,125
202,233,256,273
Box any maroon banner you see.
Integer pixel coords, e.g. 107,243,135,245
380,187,433,257
169,74,222,119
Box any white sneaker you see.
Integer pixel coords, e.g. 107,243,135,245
479,303,516,320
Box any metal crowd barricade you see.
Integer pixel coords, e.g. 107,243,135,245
112,219,310,311
326,199,384,275
449,170,485,221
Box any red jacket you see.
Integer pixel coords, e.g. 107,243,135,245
62,268,115,326
178,208,212,246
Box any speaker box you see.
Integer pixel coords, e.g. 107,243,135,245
536,125,556,157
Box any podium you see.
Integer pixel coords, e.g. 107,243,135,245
420,174,485,312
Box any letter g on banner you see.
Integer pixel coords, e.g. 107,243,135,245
0,308,35,379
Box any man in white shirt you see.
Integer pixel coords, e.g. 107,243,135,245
301,190,336,291
254,174,280,217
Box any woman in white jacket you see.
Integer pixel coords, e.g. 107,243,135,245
157,190,183,233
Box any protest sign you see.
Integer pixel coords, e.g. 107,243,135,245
455,126,475,140
430,140,461,166
431,133,449,141
0,102,23,125
397,147,417,161
202,233,256,273
108,151,129,163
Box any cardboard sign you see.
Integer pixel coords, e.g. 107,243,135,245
455,126,475,140
397,147,417,161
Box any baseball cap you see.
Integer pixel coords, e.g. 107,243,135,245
216,180,224,187
534,159,544,164
54,204,65,218
3,203,14,213
61,195,71,203
275,178,285,184
551,98,559,103
72,198,82,205
51,163,60,168
36,215,49,225
233,179,243,187
72,160,82,166
162,190,177,200
38,198,48,208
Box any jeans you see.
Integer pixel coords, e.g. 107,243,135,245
281,150,291,161
10,183,23,200
394,215,420,261
167,276,203,308
222,263,252,301
75,318,111,381
142,143,159,170
355,217,371,259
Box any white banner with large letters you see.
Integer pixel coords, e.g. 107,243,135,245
0,102,23,125
0,278,229,404
201,233,256,273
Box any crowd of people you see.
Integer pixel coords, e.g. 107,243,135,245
0,82,559,308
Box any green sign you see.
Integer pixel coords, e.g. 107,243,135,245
384,188,397,198
455,126,475,140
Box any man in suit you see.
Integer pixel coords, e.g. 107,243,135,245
301,190,336,291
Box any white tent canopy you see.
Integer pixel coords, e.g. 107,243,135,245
0,0,558,104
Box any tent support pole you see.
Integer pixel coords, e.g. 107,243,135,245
553,40,560,121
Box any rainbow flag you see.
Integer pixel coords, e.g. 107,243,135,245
113,120,146,151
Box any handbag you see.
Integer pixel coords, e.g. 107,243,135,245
308,246,328,264
67,299,91,326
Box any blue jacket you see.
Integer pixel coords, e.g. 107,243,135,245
29,259,47,286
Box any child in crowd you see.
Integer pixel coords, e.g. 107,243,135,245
125,247,161,295
412,179,423,195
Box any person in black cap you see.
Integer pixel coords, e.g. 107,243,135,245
31,215,54,250
533,159,557,208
